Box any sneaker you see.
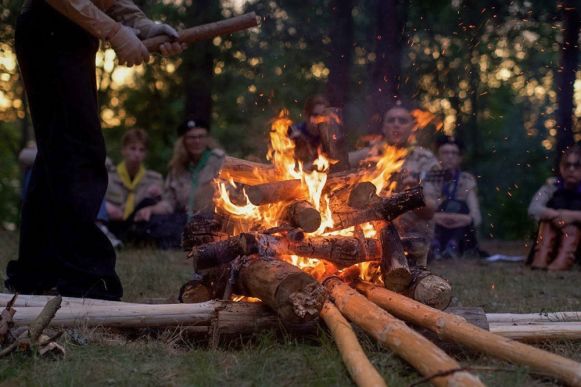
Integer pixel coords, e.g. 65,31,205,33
97,223,123,249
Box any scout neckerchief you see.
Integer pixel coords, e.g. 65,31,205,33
117,161,145,220
187,149,211,217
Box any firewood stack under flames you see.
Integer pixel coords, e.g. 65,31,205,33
179,110,581,386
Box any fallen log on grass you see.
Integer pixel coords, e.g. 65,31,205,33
354,280,581,386
320,301,387,387
323,276,484,387
11,301,291,334
486,311,581,324
488,322,581,342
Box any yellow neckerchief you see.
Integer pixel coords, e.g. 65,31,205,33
117,161,145,220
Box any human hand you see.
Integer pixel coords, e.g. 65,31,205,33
109,25,150,66
106,203,124,221
141,23,187,57
146,184,162,198
134,207,152,222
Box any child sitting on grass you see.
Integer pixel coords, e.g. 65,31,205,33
528,144,581,271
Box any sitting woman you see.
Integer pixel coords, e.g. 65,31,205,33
431,135,483,259
134,118,225,248
105,128,164,242
528,144,581,271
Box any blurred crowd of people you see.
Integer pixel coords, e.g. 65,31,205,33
17,96,581,272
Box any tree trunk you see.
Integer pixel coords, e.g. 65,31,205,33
325,0,354,110
369,0,408,131
556,1,581,160
182,0,221,122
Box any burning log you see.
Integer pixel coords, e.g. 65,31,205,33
379,223,411,292
405,267,452,310
246,179,306,205
347,181,378,209
236,256,327,324
320,301,387,387
182,215,228,251
190,233,379,269
330,186,424,231
283,200,321,233
354,281,581,386
323,277,484,386
219,156,277,185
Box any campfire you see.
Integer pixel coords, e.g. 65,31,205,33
175,110,581,386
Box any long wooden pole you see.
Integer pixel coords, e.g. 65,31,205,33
324,277,483,387
489,322,581,342
355,281,581,386
143,13,260,52
487,311,581,324
320,302,387,387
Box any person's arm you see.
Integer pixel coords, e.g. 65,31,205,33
528,182,559,221
134,175,175,221
465,183,482,227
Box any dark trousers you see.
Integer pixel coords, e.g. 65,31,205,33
6,3,123,300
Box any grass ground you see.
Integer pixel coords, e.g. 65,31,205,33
0,232,580,386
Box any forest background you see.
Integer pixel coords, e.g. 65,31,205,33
0,0,579,240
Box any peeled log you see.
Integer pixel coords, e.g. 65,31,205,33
15,300,317,337
355,281,581,387
236,256,327,324
219,156,277,185
320,301,387,387
324,277,484,387
379,223,411,292
406,267,452,310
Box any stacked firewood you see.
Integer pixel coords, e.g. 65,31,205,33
176,156,581,386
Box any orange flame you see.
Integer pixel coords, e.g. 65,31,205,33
214,108,408,280
411,109,443,131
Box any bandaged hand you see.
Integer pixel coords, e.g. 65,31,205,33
109,25,150,67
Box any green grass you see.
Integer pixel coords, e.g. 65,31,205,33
0,233,580,386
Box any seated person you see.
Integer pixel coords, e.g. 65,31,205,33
528,144,581,271
105,128,163,242
135,118,224,248
430,135,483,259
288,95,348,172
351,100,440,266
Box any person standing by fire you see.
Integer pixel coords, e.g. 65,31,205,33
6,0,184,299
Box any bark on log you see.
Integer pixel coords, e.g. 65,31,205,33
348,182,378,209
283,200,321,233
219,156,277,185
12,301,281,333
355,281,581,386
379,223,411,292
0,293,131,308
189,235,245,270
320,301,387,387
246,179,306,205
182,215,227,251
323,277,484,387
330,186,424,231
236,256,327,324
488,323,581,342
406,267,452,310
